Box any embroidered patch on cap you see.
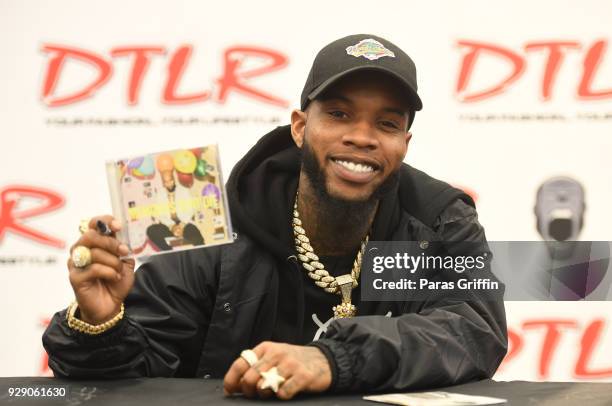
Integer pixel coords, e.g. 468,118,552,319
346,38,396,61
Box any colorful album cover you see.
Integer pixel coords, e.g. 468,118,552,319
106,145,233,259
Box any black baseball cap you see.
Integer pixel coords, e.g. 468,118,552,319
300,34,423,116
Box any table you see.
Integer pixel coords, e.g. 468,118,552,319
1,377,611,405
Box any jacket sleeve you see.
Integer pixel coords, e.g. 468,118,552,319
42,248,219,378
309,199,508,392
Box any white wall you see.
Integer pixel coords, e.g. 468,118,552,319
0,0,610,380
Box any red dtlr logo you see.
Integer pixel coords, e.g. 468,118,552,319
456,39,612,102
0,185,66,249
41,44,289,107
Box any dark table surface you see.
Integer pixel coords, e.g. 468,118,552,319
1,377,611,406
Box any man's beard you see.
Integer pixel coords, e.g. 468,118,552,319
300,136,400,227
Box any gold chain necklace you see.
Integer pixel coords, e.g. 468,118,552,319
292,194,369,318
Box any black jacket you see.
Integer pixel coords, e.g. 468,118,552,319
43,125,507,392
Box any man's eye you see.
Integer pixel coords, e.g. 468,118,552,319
329,111,348,118
381,120,399,129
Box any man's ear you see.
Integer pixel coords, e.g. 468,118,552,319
405,131,412,147
291,109,307,148
401,131,412,159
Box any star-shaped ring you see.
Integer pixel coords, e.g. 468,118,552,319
259,367,286,393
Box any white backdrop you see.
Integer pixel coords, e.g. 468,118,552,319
1,0,611,381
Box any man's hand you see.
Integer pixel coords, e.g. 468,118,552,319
223,342,332,400
68,215,135,324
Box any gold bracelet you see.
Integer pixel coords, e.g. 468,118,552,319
66,301,125,335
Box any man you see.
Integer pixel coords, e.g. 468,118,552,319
43,34,507,400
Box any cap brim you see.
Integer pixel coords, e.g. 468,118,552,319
305,66,423,111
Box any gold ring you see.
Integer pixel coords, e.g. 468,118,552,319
71,246,92,268
240,349,259,367
79,219,90,235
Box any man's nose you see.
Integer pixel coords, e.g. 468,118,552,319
341,120,380,150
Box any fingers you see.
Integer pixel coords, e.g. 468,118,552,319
69,263,123,285
224,342,312,400
223,357,249,396
87,215,122,233
274,359,308,400
254,380,274,399
223,342,273,397
91,248,123,272
67,222,130,285
254,363,285,400
276,374,302,401
68,248,124,283
71,230,128,258
257,362,299,400
119,257,136,273
251,341,272,359
240,367,261,398
242,356,275,398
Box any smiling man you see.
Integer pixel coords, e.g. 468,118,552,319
43,34,507,400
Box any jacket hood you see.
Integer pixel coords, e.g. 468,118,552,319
226,125,300,259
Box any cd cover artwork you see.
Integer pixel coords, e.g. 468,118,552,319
106,145,233,259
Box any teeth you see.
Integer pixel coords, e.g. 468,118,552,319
335,159,374,173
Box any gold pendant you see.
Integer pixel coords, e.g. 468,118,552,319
333,301,356,319
333,274,356,319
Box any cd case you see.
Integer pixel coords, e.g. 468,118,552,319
106,145,233,259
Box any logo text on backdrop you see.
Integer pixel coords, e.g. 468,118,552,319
41,44,289,107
